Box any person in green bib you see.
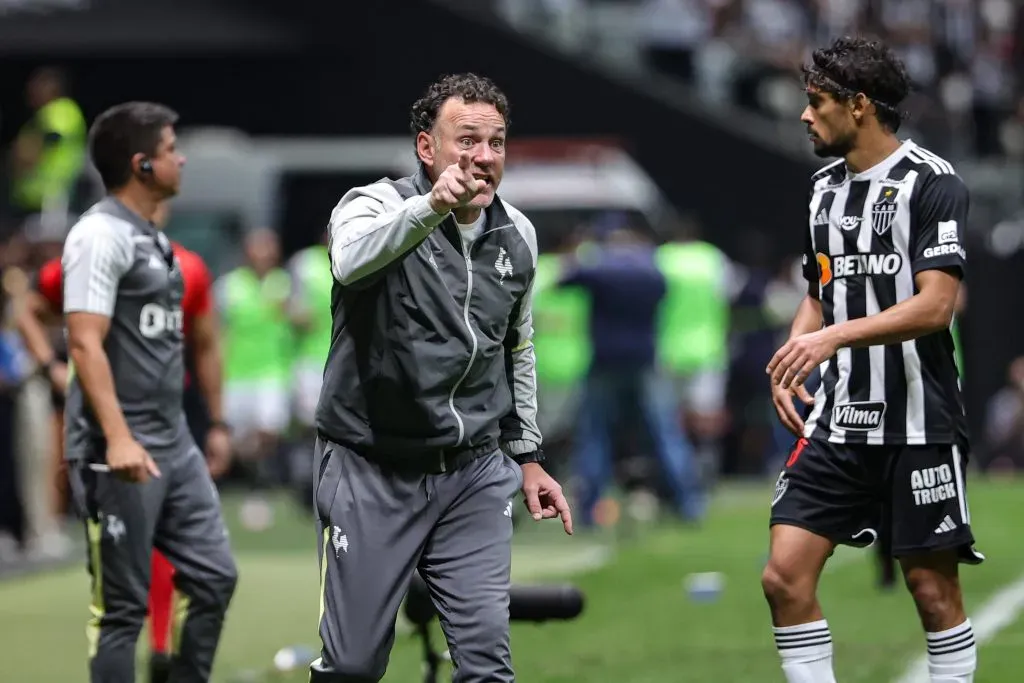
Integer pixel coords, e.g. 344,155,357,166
532,236,592,446
286,233,333,433
655,219,733,484
216,228,294,463
9,68,87,220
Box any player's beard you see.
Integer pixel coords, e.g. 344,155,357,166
811,130,856,159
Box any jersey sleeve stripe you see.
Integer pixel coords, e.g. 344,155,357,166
63,217,135,317
913,146,955,174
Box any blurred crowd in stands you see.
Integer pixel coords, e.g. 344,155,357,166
495,0,1024,160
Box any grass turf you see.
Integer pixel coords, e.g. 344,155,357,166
1,476,1021,682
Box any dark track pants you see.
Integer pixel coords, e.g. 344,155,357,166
310,437,522,682
69,443,238,683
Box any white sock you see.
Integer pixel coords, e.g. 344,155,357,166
927,619,976,682
774,619,837,683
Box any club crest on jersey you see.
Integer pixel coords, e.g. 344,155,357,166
871,186,900,235
832,401,886,431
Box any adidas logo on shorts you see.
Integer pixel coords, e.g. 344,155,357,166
934,515,958,535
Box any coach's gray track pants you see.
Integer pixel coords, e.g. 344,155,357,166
309,437,522,683
68,443,238,683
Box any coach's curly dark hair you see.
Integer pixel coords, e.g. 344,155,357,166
410,73,510,138
802,36,912,132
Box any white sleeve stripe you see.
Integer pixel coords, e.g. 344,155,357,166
87,236,114,313
62,215,134,316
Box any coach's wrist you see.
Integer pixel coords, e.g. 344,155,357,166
512,450,545,466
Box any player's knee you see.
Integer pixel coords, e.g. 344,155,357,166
903,565,962,629
761,561,814,611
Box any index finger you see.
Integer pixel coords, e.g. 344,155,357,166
555,495,574,535
523,487,542,521
458,151,472,171
766,343,789,375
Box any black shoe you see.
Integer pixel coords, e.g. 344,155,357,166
149,651,171,683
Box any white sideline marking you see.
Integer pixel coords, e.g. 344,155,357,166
893,572,1024,683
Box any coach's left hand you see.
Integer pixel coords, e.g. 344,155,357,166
768,328,840,389
521,463,573,535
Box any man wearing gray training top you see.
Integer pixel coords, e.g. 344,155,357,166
311,73,573,683
63,102,237,683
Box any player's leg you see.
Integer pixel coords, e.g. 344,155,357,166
637,369,704,521
309,438,436,682
764,437,879,683
683,368,729,488
153,445,238,683
890,443,984,682
147,550,175,683
67,460,165,683
419,452,521,683
290,364,323,506
255,381,289,479
572,372,616,528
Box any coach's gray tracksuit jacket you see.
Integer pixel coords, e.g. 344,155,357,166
314,168,543,463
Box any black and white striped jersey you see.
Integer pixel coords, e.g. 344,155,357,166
801,139,969,446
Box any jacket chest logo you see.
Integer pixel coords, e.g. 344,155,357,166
495,247,513,285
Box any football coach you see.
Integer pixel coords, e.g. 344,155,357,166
309,72,573,683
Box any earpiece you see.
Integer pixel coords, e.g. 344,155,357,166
139,158,153,174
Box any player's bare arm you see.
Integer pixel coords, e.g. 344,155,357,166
190,310,231,477
771,294,824,435
67,311,160,482
16,290,68,392
329,151,483,288
769,268,960,390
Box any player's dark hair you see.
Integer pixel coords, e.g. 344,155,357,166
410,73,510,138
802,36,911,132
88,101,179,191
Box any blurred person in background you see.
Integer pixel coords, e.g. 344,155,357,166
724,228,784,475
8,67,87,223
61,102,236,683
655,214,733,487
0,252,32,562
7,212,75,565
216,227,292,525
564,216,704,529
764,37,980,683
531,229,592,476
17,198,231,683
982,356,1024,472
284,231,332,506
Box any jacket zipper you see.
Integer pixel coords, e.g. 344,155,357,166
446,222,513,447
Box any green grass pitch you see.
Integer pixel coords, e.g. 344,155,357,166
2,477,1022,682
